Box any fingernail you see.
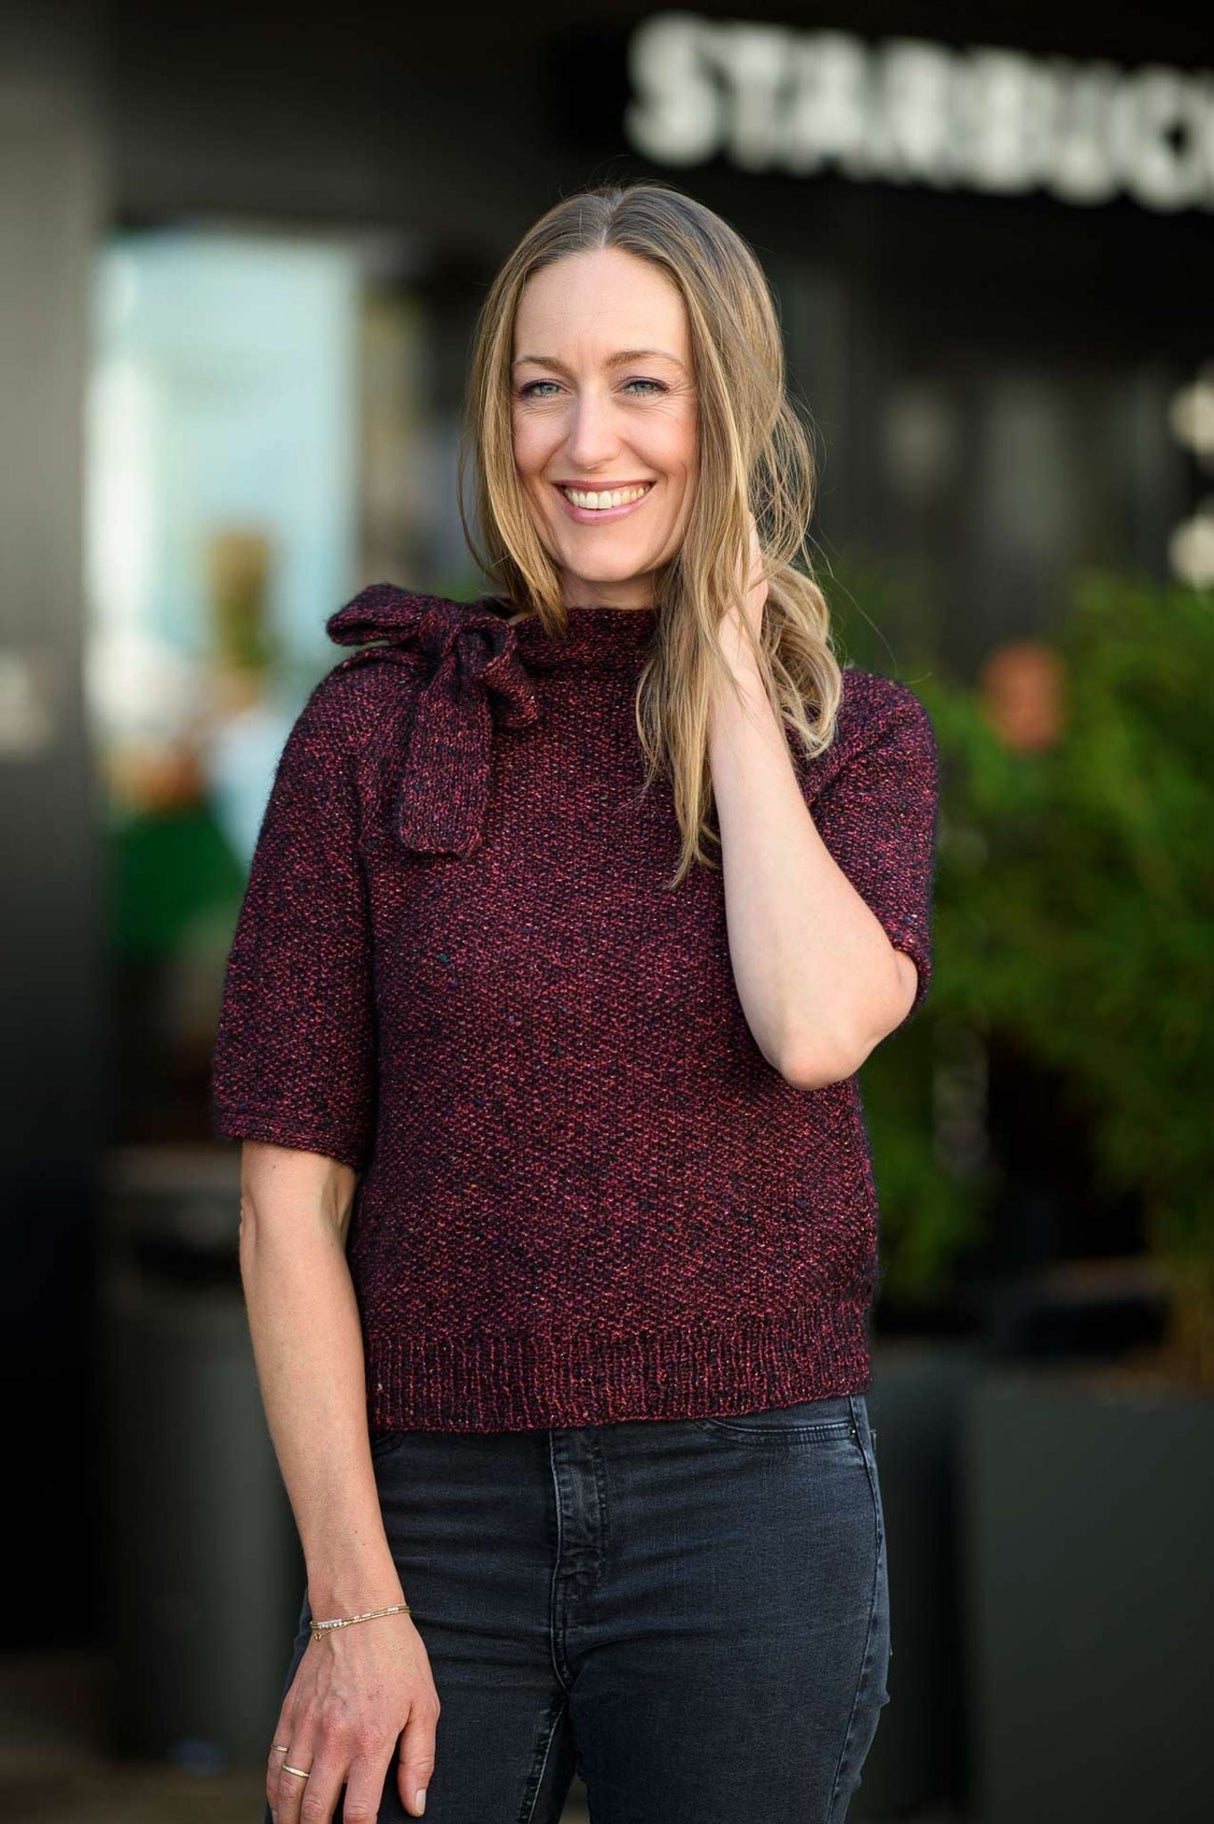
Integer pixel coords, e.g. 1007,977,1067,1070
415,1790,427,1814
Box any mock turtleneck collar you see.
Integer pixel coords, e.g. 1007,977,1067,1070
482,597,660,672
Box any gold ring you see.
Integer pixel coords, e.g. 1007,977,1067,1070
272,1744,289,1753
282,1764,311,1779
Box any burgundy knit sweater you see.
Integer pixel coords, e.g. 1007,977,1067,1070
210,585,938,1433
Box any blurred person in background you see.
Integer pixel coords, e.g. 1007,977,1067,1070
211,182,938,1824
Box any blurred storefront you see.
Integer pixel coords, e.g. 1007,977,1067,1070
83,0,1214,1161
4,0,1212,1649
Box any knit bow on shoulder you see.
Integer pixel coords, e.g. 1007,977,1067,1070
325,583,540,858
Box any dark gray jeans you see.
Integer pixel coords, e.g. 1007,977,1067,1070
269,1391,890,1823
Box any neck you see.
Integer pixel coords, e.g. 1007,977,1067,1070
559,568,658,614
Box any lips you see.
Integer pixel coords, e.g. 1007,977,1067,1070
557,481,654,510
551,480,657,526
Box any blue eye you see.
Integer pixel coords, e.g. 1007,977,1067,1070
517,377,667,399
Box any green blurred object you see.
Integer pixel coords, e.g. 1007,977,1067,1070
854,566,1214,1384
822,545,945,684
109,804,246,960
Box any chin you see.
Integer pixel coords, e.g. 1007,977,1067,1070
550,539,667,581
567,559,655,584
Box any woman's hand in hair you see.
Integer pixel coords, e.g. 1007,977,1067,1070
720,510,769,661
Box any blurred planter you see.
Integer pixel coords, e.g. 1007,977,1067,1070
100,1145,301,1770
851,1338,979,1821
837,562,1214,1821
917,571,1214,1390
963,1364,1214,1824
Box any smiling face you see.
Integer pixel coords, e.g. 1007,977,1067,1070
511,247,698,611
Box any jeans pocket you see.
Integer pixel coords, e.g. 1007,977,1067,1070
369,1428,408,1462
692,1392,863,1447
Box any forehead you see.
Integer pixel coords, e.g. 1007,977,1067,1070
513,248,688,356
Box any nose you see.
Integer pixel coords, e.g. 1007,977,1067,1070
563,386,623,472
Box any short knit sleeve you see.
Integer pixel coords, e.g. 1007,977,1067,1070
210,672,377,1170
810,673,940,1026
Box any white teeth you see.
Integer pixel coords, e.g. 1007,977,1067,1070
561,484,651,510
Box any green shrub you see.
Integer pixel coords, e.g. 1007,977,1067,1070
849,567,1214,1385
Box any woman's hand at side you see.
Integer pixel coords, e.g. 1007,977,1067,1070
270,1611,439,1824
238,1139,438,1823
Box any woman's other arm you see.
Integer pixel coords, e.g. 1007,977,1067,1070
708,518,938,1088
240,1140,437,1823
708,645,924,1086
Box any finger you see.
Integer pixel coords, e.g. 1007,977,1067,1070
273,1730,319,1824
344,1742,397,1824
290,1748,346,1824
266,1699,296,1817
266,1738,291,1817
396,1703,438,1818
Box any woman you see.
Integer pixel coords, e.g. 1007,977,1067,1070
211,181,938,1824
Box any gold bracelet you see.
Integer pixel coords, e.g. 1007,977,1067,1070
310,1601,411,1642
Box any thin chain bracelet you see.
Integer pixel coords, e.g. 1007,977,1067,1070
310,1601,411,1642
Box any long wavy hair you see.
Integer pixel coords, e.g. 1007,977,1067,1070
458,180,844,887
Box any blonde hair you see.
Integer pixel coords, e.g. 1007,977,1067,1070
458,180,844,887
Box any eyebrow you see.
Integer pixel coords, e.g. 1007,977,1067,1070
512,348,687,373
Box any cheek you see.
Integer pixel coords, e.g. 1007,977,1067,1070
667,451,697,534
652,407,696,486
511,417,550,482
665,451,696,508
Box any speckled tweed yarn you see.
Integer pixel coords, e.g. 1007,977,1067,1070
210,585,939,1434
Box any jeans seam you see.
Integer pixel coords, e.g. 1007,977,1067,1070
546,1431,574,1695
590,1432,611,1585
825,1397,885,1819
517,1694,570,1824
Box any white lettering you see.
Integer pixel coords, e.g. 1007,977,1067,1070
1116,66,1207,212
625,14,1214,214
870,40,957,187
1201,75,1214,199
783,33,873,178
1047,60,1119,207
713,23,793,172
625,12,723,167
956,49,1054,194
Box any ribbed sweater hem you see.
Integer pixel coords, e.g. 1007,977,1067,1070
363,1299,873,1433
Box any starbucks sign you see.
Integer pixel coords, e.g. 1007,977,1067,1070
626,12,1214,214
